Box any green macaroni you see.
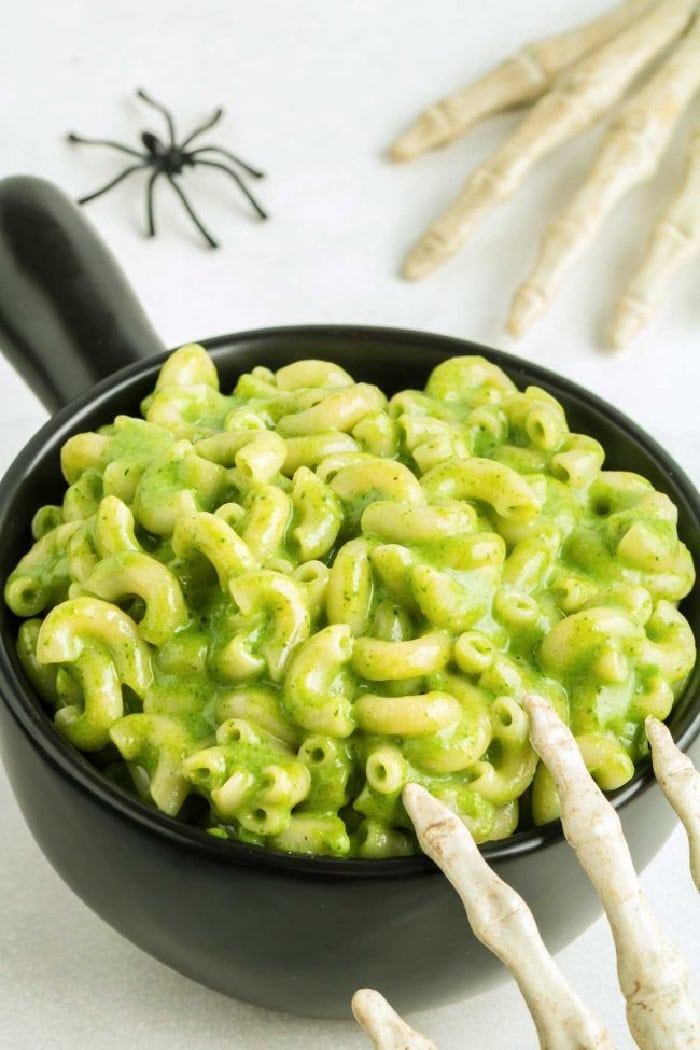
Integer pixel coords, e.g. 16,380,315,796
5,344,696,856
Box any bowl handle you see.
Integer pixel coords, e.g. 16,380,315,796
0,176,165,413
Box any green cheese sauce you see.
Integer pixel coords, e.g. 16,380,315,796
5,347,696,857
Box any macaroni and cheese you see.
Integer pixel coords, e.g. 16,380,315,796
5,346,695,856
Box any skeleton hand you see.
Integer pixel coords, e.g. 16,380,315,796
393,1,700,349
353,700,700,1049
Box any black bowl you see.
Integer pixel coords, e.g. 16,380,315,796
0,180,698,1019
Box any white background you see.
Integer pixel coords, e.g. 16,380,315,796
1,2,699,1047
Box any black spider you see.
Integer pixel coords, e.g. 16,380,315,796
67,89,268,248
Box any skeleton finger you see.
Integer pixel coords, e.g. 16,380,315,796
608,125,700,348
402,782,615,1050
646,715,700,890
507,16,700,338
402,0,696,280
524,693,700,1050
391,0,658,162
352,989,437,1050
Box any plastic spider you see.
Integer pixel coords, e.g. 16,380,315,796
67,89,268,248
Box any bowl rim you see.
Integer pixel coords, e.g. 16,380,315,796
1,322,698,878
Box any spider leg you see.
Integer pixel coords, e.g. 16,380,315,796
67,133,144,159
77,163,149,205
195,159,268,220
145,170,162,237
165,173,219,248
181,109,224,150
189,145,264,179
136,88,177,146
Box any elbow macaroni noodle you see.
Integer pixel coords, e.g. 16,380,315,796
5,346,696,857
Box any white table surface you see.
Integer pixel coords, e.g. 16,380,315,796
1,2,699,1047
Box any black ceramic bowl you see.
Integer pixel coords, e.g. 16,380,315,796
0,178,698,1020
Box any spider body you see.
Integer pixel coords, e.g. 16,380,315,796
68,90,267,249
140,131,189,171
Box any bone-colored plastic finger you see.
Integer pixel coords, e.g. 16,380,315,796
607,126,700,348
402,0,696,280
402,782,615,1050
507,17,700,338
524,693,700,1050
391,0,659,161
352,989,437,1050
646,715,700,890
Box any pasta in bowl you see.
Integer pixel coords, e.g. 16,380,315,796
6,344,695,859
0,178,698,1017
